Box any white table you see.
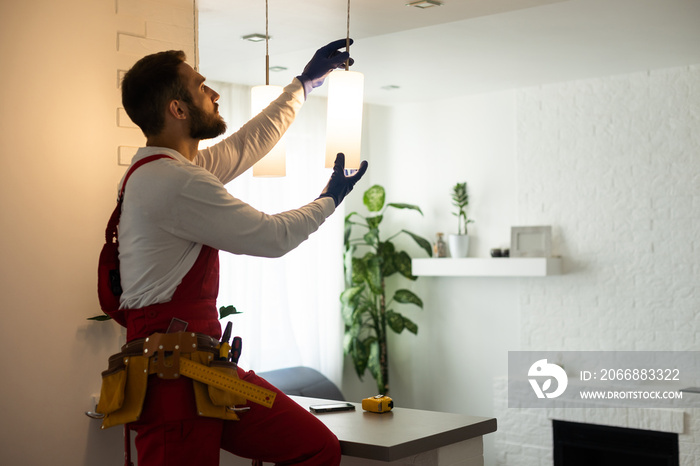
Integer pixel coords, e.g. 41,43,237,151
224,396,497,465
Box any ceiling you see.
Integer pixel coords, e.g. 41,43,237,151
197,0,700,106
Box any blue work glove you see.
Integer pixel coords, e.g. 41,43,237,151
318,153,368,207
297,38,354,98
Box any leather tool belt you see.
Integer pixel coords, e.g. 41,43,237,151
95,332,276,429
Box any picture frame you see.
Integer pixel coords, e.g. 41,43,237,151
510,226,552,258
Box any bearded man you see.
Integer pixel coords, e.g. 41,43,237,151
104,40,367,466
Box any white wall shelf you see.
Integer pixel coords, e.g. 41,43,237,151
412,257,562,277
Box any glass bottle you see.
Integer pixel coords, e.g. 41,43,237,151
435,233,447,258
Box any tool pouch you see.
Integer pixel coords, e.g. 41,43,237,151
190,351,242,421
96,332,200,429
96,355,149,430
207,360,247,407
95,332,257,427
96,354,127,415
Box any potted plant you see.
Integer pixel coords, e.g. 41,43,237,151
342,185,432,395
449,182,474,258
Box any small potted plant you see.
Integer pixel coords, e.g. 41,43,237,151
449,182,474,258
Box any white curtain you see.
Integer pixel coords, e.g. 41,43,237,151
201,81,345,386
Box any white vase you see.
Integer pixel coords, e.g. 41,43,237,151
448,234,470,258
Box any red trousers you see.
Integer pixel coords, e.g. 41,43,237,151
131,367,341,465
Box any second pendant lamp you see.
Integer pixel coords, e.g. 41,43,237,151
325,0,364,171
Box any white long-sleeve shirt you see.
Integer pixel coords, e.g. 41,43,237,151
118,79,335,309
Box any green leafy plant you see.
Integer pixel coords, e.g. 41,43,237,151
451,182,474,235
218,305,242,319
342,185,432,395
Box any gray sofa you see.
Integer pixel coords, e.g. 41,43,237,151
258,366,345,401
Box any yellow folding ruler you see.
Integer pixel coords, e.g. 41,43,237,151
179,358,276,408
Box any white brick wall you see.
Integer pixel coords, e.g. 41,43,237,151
517,65,700,354
115,0,196,165
495,64,700,464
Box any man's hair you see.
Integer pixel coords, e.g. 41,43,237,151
121,50,191,137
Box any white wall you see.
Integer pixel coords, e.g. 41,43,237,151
0,0,195,464
340,91,521,465
495,64,700,465
341,64,700,466
516,65,700,353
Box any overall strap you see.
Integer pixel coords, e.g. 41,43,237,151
99,154,177,320
119,154,175,201
105,154,174,242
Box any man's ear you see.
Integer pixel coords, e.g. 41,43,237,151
168,100,188,120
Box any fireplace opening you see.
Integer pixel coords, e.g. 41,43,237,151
553,420,679,466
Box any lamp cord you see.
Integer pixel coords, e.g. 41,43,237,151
345,0,351,71
265,0,270,85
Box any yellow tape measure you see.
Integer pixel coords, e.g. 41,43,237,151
179,358,276,408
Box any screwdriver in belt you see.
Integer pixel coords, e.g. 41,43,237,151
230,336,242,364
219,321,232,360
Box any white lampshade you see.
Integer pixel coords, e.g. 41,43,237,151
325,69,364,169
251,84,286,177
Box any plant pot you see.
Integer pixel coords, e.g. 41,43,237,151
448,234,470,258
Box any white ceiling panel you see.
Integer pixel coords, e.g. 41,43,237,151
198,0,700,105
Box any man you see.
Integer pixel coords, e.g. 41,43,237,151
111,39,367,465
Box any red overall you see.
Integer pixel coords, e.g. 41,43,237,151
120,188,341,466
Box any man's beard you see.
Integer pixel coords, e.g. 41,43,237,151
188,102,227,140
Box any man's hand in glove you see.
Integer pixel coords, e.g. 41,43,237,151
297,39,354,98
318,153,368,207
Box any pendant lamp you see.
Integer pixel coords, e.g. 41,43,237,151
325,0,364,170
252,0,285,177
